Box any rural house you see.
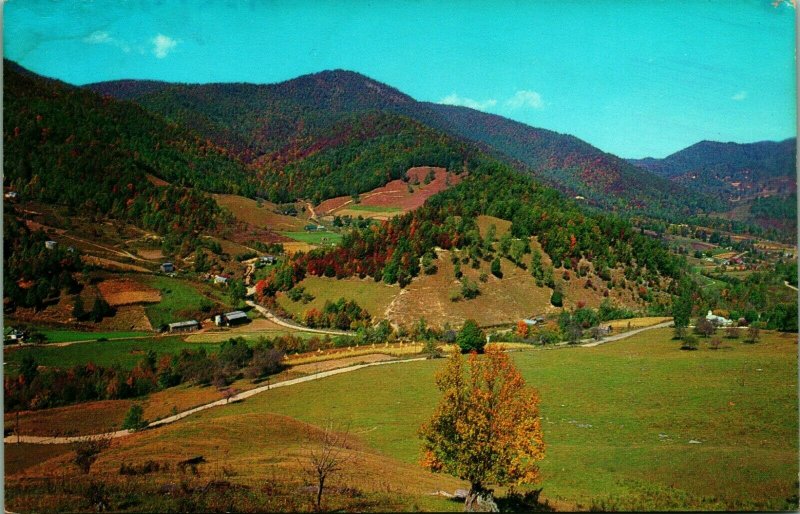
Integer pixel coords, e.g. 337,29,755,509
705,310,733,327
44,240,58,250
214,310,250,327
160,262,174,273
214,275,229,285
168,320,201,333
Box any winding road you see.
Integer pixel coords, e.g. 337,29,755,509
245,300,353,336
5,319,673,445
5,357,428,445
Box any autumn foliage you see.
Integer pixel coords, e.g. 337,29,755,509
419,347,544,497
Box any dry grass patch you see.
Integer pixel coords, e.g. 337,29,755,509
4,400,134,437
476,215,512,239
81,255,151,273
135,248,164,260
6,412,465,512
96,304,155,331
287,345,424,367
605,316,671,331
290,353,397,374
214,194,307,231
388,250,553,329
97,278,161,307
185,318,298,343
316,167,461,218
5,444,73,476
277,276,399,321
282,241,317,255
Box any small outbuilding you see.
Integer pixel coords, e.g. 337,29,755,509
45,240,58,250
214,275,229,285
168,320,201,333
215,311,250,327
160,262,174,273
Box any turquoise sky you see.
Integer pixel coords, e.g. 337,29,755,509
4,0,796,158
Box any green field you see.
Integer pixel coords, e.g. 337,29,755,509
36,329,151,343
280,230,343,245
4,337,223,373
185,328,322,343
195,328,798,511
276,276,399,320
143,275,231,328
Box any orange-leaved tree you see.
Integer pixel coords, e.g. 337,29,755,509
419,346,544,507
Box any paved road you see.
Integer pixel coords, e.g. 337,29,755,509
5,357,428,445
245,300,353,336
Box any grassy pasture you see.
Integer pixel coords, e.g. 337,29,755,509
5,329,796,511
143,275,230,328
213,328,797,511
276,276,399,320
280,230,343,245
34,329,151,343
3,337,220,374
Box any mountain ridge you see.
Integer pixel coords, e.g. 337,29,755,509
84,68,720,220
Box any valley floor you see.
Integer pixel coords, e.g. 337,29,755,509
5,327,798,512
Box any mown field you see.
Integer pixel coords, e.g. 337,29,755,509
276,276,399,320
6,328,797,511
280,230,343,245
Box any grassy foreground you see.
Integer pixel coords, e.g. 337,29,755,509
189,328,797,510
5,329,797,511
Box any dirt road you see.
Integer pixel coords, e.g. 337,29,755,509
245,300,353,336
5,357,428,445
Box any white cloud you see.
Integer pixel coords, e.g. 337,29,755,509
505,90,544,109
731,91,748,101
151,34,178,59
84,31,111,44
439,93,498,111
83,31,131,53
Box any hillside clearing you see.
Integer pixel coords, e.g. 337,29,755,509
316,167,461,219
388,250,553,328
214,194,307,231
277,276,399,321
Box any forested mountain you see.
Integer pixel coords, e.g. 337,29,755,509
630,139,796,200
87,69,719,220
3,59,253,239
402,102,720,217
